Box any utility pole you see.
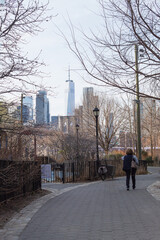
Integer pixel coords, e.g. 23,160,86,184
135,44,142,162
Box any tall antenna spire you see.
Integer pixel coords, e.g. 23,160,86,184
68,65,70,80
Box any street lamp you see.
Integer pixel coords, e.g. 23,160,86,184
93,107,100,171
21,93,24,125
75,123,79,162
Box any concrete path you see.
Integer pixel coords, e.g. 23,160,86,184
1,167,160,240
19,167,160,240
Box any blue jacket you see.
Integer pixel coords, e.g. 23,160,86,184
123,155,132,170
122,155,139,171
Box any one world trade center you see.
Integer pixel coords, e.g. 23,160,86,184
65,69,75,116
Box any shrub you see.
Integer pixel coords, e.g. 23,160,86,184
141,150,148,159
145,156,154,166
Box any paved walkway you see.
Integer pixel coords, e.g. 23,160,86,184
1,167,160,240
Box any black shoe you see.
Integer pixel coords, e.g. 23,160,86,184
133,186,136,190
127,188,129,191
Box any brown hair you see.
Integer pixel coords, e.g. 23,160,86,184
126,148,133,155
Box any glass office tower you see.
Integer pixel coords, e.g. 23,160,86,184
36,90,49,125
23,96,33,121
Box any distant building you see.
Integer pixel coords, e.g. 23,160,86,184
59,116,75,134
51,115,77,134
83,87,99,130
36,90,50,125
65,69,75,116
23,96,33,122
83,87,94,113
47,98,50,124
75,105,84,130
17,105,29,124
14,96,33,124
51,116,59,129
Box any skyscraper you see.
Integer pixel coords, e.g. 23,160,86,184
23,96,33,122
83,87,94,112
65,69,75,116
17,105,29,124
15,96,33,124
36,90,50,125
47,98,50,124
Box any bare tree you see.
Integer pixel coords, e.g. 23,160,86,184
46,130,95,163
62,0,160,100
0,0,52,95
81,92,127,154
0,0,53,158
98,96,128,154
141,98,160,158
120,95,137,151
121,96,160,160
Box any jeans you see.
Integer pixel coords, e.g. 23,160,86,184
125,168,137,189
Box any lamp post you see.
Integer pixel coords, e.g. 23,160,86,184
75,123,79,162
20,93,26,125
135,44,142,162
93,107,100,171
21,93,23,125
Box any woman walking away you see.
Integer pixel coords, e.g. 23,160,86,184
122,149,139,191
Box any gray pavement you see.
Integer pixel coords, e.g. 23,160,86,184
1,167,160,240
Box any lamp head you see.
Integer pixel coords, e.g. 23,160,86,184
76,124,79,130
93,107,99,117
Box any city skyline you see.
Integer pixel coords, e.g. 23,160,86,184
18,84,95,125
23,0,103,117
0,0,118,117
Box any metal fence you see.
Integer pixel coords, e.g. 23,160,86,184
0,158,148,202
41,161,97,183
0,160,41,202
63,161,98,183
41,159,148,184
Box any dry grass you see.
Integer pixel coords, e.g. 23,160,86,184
0,189,50,229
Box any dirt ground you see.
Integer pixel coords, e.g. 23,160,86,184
0,189,50,229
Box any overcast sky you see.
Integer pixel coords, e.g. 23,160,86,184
27,0,102,117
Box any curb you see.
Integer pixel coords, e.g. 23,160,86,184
0,182,97,240
147,181,160,201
